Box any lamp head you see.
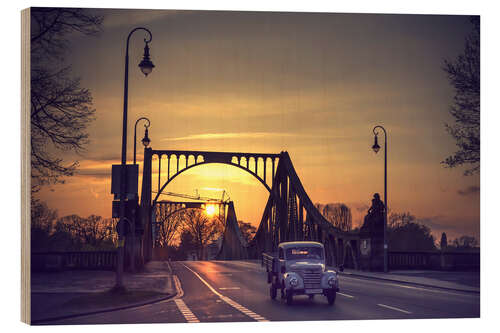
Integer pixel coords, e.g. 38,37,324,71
138,42,155,76
372,134,381,153
142,127,151,147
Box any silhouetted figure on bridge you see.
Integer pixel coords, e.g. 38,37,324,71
361,193,385,234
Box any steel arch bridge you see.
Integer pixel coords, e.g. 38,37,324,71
139,148,361,268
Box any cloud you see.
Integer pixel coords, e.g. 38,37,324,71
99,9,181,29
457,186,480,196
162,132,341,142
76,169,110,179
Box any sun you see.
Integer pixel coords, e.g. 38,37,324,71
205,204,217,217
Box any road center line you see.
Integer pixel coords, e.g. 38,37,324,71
219,287,241,290
377,303,412,314
182,263,269,322
338,292,354,298
174,299,200,323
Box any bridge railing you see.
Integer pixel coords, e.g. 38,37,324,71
388,250,479,271
31,251,117,272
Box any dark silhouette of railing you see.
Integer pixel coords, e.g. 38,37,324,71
31,251,117,271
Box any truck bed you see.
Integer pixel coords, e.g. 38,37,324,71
262,252,278,273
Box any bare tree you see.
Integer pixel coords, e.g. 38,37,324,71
30,8,103,190
154,206,185,248
316,203,352,231
31,199,58,233
442,17,480,176
388,211,416,228
181,209,224,259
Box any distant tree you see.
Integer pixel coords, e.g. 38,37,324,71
238,220,257,243
388,212,416,229
316,203,352,231
387,212,436,251
30,200,116,251
31,200,58,251
440,232,448,250
451,235,479,249
181,210,224,259
31,199,58,233
442,17,480,176
177,230,196,260
30,8,103,191
52,214,115,250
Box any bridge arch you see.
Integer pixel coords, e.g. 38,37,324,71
153,162,273,205
149,150,281,206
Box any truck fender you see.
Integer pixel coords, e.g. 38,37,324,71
284,272,304,290
321,270,339,290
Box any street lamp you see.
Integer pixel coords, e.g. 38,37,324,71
116,27,155,290
372,125,388,273
134,117,151,165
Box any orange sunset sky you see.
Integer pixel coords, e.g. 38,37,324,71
35,9,480,241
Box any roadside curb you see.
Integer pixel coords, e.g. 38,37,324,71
32,261,179,325
337,272,480,294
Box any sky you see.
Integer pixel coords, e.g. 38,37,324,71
35,9,480,241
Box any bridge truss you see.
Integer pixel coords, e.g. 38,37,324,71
140,149,360,268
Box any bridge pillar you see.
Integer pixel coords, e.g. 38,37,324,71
359,221,384,271
216,202,248,260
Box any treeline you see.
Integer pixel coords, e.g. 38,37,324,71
316,203,478,251
31,200,117,252
387,212,478,251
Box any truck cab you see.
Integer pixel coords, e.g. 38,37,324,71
262,241,339,305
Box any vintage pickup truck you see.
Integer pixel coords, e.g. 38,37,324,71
262,241,339,305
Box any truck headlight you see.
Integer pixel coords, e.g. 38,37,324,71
328,276,336,286
290,277,299,287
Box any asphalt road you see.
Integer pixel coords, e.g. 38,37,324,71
50,260,480,325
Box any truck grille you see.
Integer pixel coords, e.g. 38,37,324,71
299,271,322,289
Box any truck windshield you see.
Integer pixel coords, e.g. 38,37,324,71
285,247,324,260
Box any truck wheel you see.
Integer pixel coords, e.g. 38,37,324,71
270,284,277,300
326,290,336,305
286,290,293,305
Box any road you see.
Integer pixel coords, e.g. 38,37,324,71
50,260,480,324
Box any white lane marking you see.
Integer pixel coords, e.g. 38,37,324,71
182,263,269,322
174,299,200,323
377,303,412,314
219,287,241,290
338,292,354,298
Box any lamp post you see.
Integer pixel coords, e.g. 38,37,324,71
372,125,388,273
116,27,155,290
134,117,151,165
